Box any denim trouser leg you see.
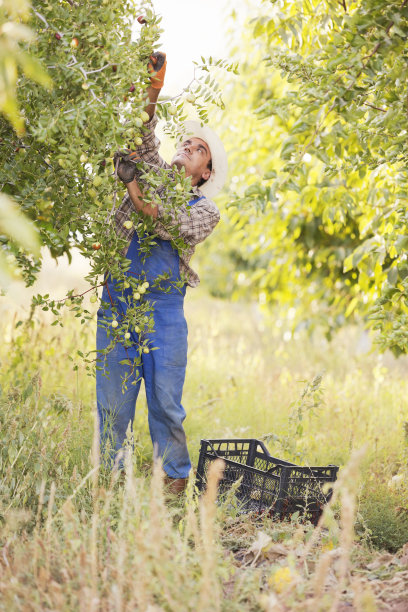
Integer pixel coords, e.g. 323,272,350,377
96,319,142,466
144,301,191,478
96,295,191,478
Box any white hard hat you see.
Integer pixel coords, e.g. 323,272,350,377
179,121,228,198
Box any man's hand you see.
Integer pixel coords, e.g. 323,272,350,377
148,52,167,90
113,150,141,184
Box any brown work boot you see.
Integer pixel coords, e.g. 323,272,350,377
163,475,188,496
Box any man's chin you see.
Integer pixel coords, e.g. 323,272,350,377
171,158,184,171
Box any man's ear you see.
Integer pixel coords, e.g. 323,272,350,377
201,168,211,182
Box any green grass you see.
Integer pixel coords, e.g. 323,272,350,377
1,291,408,610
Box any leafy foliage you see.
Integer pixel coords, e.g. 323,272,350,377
0,0,236,372
220,0,408,353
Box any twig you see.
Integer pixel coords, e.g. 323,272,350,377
339,0,347,11
87,64,111,75
90,88,106,107
364,102,387,112
39,282,106,306
106,160,120,227
33,11,50,28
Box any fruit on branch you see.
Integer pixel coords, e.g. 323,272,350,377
123,220,133,230
90,294,98,303
137,16,147,25
112,320,118,328
124,332,131,339
133,292,141,300
71,38,79,48
93,176,102,187
140,110,149,123
129,84,135,92
92,242,101,250
80,153,88,163
186,93,196,103
168,105,177,116
55,32,62,40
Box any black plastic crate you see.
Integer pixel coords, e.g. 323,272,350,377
196,439,339,525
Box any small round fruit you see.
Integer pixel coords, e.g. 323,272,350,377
134,117,143,128
93,175,102,187
135,326,141,334
80,153,88,163
123,220,133,230
88,188,97,199
129,84,135,92
81,82,89,90
65,299,72,306
138,286,146,294
123,281,130,289
142,281,149,289
124,332,131,340
143,347,150,354
140,110,150,123
92,242,101,250
55,32,62,40
186,93,196,103
90,294,98,303
71,37,79,48
133,292,141,300
137,15,147,24
112,320,118,328
135,137,143,146
175,183,183,192
168,105,177,116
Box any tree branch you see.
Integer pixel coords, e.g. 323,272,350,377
363,102,387,112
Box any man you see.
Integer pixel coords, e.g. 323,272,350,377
96,53,228,493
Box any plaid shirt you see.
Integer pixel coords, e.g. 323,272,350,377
114,115,220,288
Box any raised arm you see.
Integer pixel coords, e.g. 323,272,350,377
114,52,168,219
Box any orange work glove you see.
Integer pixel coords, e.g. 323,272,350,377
148,52,167,89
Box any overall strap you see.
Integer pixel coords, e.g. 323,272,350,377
188,195,205,207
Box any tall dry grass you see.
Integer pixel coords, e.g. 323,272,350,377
1,292,408,610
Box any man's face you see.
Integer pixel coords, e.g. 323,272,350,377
171,137,212,186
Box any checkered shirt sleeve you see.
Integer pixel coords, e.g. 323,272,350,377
154,197,220,246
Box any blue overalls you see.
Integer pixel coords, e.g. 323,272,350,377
96,196,203,478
